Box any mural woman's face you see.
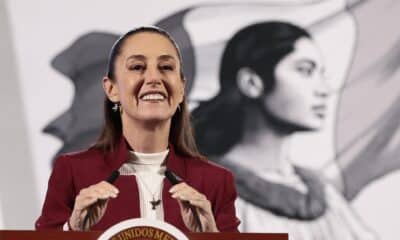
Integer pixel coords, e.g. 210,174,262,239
264,37,329,131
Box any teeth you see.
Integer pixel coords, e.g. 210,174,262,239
141,93,165,100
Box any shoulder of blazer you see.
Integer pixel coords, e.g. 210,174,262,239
56,147,104,167
184,155,235,180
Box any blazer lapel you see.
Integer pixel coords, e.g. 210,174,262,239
104,138,188,228
163,145,188,230
104,136,130,173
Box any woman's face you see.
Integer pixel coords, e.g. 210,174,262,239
107,32,184,124
264,37,329,131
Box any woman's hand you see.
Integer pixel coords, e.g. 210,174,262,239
169,182,219,232
69,181,119,231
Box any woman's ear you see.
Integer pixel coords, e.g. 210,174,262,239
103,77,120,102
236,67,264,98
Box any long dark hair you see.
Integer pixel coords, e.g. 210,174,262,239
193,21,312,156
94,26,202,158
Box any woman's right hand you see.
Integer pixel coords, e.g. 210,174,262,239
69,181,119,231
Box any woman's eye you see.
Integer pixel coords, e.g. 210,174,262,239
159,65,174,71
130,65,145,71
297,66,313,76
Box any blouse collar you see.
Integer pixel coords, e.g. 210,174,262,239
104,136,187,180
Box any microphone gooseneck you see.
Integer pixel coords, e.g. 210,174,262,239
164,170,203,232
81,170,120,231
106,170,120,184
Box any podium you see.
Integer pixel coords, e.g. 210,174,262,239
0,230,288,240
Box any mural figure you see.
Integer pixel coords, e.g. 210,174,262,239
192,21,376,239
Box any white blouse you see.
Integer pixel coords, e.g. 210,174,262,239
119,149,169,221
236,164,378,240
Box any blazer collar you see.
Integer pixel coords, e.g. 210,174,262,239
104,136,187,180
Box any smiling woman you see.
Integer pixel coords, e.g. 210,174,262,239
35,26,240,233
99,30,187,153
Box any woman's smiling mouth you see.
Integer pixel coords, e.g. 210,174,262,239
139,91,167,102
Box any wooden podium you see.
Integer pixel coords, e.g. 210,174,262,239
0,230,288,240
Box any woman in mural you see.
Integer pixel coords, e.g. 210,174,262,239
193,21,377,239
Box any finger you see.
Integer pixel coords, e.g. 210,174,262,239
82,182,118,198
79,209,88,219
175,184,205,200
187,198,212,213
81,183,119,200
82,195,114,214
172,192,199,202
77,189,109,206
90,182,119,197
171,187,205,202
175,193,211,215
91,187,108,198
97,181,119,195
75,195,99,211
176,199,192,216
91,200,108,218
176,199,184,211
169,183,194,196
92,187,118,200
169,182,189,193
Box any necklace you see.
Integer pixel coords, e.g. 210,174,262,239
135,173,162,210
119,149,167,211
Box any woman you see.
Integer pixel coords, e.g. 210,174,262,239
193,22,377,239
35,26,240,232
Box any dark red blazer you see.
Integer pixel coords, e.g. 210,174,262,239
35,139,240,232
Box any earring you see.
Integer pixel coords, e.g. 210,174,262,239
112,102,121,113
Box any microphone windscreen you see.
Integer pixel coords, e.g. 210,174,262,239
165,170,183,185
107,170,120,184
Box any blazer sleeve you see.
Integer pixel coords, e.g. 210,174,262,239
35,155,76,229
213,169,241,232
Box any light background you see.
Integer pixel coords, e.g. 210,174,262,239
1,0,399,239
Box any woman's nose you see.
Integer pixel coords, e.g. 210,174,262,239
315,80,332,98
144,67,162,85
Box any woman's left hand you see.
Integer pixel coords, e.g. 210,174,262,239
169,182,219,232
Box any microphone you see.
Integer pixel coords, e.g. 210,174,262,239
106,170,120,184
164,170,203,232
81,170,120,230
165,170,183,185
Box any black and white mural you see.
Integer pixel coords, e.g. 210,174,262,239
1,0,400,239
